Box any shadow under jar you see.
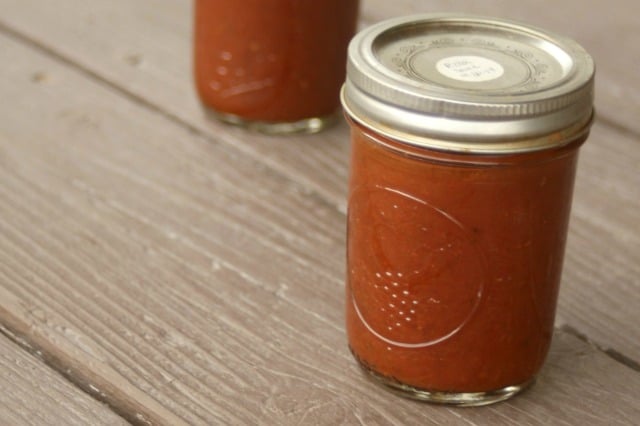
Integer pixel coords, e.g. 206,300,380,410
194,0,360,134
341,14,595,406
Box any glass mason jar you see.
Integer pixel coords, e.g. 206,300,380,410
341,14,595,406
194,0,360,134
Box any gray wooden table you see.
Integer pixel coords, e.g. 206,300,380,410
0,1,638,424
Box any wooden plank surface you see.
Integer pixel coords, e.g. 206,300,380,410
558,123,640,361
0,17,639,426
0,0,638,362
1,0,639,424
0,332,128,425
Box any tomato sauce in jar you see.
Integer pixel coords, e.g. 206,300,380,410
341,14,595,406
194,0,359,134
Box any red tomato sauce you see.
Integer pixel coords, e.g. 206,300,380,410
346,120,586,392
194,0,359,122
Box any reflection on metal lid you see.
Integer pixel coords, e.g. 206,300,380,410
342,14,595,153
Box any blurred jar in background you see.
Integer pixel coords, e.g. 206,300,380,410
194,0,360,134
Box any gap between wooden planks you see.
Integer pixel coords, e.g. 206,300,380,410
0,331,128,425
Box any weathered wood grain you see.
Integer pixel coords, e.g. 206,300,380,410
0,21,639,425
0,332,128,425
558,123,640,362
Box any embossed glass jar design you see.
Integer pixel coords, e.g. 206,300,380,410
341,14,595,406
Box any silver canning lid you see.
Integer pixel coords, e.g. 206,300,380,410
341,14,595,153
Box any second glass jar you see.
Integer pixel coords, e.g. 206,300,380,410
194,0,360,134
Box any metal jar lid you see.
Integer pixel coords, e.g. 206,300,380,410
341,14,595,153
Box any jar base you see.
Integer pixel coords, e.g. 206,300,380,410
354,355,535,406
202,107,338,135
